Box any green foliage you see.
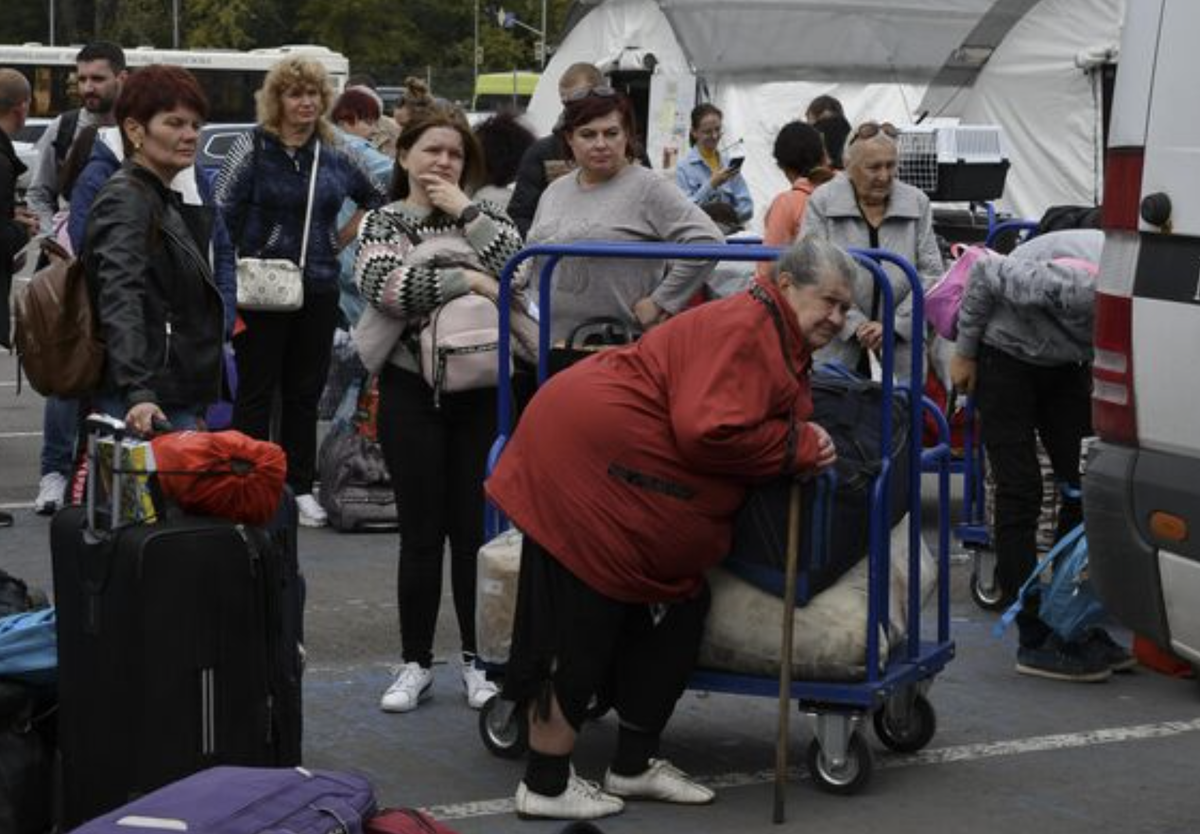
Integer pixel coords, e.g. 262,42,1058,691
0,2,48,45
295,0,423,66
185,0,262,49
0,0,575,93
104,0,171,47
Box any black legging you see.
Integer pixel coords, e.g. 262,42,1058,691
377,365,496,667
232,292,340,494
975,344,1091,647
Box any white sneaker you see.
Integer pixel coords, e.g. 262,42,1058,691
296,493,328,528
380,662,433,713
603,759,715,804
34,472,67,516
462,659,499,709
515,774,625,820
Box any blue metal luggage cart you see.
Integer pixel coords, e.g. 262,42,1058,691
479,241,955,796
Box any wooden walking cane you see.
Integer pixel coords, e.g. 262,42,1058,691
773,478,804,824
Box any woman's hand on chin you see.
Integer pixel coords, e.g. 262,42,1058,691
419,174,471,218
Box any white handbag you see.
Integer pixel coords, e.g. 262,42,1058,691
236,140,321,312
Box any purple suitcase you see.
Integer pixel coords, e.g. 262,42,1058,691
70,766,376,833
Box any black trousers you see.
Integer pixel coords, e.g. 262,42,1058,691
377,365,496,667
504,534,710,734
232,292,340,495
974,344,1091,647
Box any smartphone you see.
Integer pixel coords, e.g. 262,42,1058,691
728,156,745,170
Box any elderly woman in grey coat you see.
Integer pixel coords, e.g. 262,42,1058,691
798,121,943,379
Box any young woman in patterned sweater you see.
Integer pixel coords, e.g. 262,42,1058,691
354,107,523,715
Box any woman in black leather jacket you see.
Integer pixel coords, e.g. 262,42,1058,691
83,65,225,435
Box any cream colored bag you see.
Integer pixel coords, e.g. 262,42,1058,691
236,140,321,312
475,528,523,665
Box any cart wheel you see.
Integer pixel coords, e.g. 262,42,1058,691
806,733,873,795
478,695,528,759
970,570,1006,610
873,694,937,753
969,551,1007,611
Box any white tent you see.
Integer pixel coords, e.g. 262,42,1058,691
528,0,1124,228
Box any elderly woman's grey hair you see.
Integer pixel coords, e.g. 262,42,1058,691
842,128,897,170
775,235,858,286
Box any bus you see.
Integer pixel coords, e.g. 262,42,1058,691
0,43,349,123
473,70,540,112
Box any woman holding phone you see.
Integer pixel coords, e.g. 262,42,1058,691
674,103,753,223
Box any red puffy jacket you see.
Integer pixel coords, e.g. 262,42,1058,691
486,277,822,603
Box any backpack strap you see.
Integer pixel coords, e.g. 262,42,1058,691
52,109,81,164
993,522,1086,637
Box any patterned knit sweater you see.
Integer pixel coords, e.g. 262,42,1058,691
354,200,523,372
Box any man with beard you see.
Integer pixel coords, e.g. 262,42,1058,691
25,41,126,517
27,42,127,232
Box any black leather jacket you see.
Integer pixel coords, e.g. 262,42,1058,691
84,162,224,411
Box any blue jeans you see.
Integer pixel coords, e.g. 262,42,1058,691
41,396,79,477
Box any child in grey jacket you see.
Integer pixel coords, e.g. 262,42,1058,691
950,229,1132,683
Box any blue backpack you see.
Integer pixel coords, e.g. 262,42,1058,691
995,523,1106,643
0,609,57,687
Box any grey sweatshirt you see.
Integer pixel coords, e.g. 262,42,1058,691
525,164,723,343
956,229,1103,366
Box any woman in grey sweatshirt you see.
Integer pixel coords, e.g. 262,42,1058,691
525,89,722,344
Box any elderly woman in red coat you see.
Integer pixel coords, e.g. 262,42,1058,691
486,235,856,821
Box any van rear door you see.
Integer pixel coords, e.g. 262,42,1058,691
1130,0,1200,457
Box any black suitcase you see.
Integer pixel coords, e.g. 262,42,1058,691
51,419,303,828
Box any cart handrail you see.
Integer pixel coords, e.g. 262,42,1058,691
985,219,1039,250
491,240,941,682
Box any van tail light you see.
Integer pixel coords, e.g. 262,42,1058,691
1092,291,1137,444
1102,147,1145,231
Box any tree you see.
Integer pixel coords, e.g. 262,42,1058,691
104,0,171,47
186,0,265,49
296,0,423,67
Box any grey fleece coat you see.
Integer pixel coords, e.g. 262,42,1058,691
799,174,943,379
955,230,1103,367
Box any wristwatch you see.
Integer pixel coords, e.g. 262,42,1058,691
457,203,482,226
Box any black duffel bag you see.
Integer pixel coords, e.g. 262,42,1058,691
724,369,913,604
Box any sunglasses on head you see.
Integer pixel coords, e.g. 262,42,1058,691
849,121,899,145
563,85,618,103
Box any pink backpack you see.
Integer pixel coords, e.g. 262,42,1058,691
926,245,1101,341
926,244,990,340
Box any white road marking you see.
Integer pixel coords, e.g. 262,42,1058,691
423,717,1200,821
0,431,43,439
0,502,35,511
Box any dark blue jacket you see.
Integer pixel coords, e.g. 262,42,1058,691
214,126,386,295
70,139,238,336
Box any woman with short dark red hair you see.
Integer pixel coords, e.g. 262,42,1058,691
524,89,722,342
83,64,226,434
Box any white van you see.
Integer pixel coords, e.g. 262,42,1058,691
1083,0,1200,668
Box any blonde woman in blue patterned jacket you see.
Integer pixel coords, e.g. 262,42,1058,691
354,108,523,717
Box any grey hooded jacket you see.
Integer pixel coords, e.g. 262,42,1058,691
955,229,1104,367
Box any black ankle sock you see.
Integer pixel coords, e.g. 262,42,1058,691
525,750,571,796
610,725,659,777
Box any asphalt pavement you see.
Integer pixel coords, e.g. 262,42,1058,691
2,347,1199,833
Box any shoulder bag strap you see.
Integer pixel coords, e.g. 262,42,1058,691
298,140,321,270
